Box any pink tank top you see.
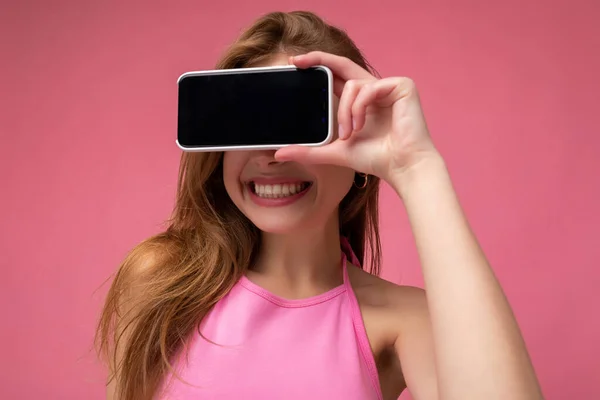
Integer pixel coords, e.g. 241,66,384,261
161,240,383,399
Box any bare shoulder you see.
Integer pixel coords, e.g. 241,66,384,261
346,262,431,348
104,235,174,333
116,235,177,288
347,262,428,316
346,264,433,398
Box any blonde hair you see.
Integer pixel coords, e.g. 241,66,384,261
95,11,381,400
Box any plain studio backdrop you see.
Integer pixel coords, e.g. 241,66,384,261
1,1,599,399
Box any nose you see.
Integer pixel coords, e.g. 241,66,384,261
252,150,284,168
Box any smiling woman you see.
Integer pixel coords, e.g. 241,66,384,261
95,10,543,400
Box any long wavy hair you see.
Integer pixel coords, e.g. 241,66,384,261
95,10,381,400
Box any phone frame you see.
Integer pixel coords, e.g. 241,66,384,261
176,65,334,152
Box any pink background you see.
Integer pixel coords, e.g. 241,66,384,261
1,1,599,399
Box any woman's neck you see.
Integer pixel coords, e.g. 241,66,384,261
250,218,343,295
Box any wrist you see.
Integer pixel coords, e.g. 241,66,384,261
388,151,449,199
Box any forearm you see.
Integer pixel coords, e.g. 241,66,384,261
391,154,543,399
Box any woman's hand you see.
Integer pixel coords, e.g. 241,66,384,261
274,51,441,189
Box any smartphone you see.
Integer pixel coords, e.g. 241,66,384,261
176,65,333,152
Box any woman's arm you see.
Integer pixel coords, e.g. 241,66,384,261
276,51,544,399
393,153,543,400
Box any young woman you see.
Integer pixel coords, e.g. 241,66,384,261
97,11,543,400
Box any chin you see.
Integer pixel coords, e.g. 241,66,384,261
248,213,319,235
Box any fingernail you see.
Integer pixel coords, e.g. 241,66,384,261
338,124,345,138
352,118,356,131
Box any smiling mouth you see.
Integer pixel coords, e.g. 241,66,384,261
249,181,312,199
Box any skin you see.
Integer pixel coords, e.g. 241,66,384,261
223,53,544,399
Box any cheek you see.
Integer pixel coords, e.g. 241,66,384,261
317,165,355,205
222,152,245,202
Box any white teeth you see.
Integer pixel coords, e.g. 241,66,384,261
252,182,309,198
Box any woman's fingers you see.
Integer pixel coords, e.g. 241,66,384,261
274,139,350,167
337,79,369,139
345,78,419,135
333,77,345,98
350,79,398,132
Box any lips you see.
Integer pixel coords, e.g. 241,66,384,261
251,182,312,198
245,177,313,207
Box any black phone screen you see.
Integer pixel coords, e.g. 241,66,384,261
177,67,330,148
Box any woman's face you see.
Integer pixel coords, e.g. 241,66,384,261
223,54,355,234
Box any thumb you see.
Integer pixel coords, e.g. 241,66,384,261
274,142,348,166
